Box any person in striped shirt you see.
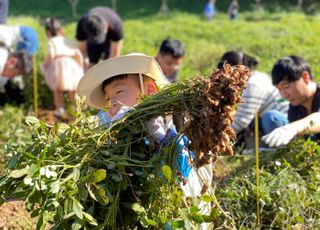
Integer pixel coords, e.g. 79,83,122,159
218,51,289,150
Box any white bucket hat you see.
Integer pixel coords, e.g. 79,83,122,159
77,53,169,109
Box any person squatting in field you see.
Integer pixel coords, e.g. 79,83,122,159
77,53,213,229
75,6,124,70
0,49,32,106
262,55,320,147
0,23,37,105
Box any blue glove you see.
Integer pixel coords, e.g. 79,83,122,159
175,134,194,179
159,128,194,179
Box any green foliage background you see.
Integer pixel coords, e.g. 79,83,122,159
9,0,320,19
8,2,320,105
3,0,320,170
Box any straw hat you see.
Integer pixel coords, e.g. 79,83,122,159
77,53,169,109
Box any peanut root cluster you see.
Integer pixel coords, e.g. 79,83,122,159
184,64,249,167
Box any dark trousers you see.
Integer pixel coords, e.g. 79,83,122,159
0,81,25,106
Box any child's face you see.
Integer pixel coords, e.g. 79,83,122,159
103,75,141,117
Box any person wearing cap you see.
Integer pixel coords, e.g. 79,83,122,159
77,53,213,228
0,24,38,55
155,38,185,83
76,6,124,70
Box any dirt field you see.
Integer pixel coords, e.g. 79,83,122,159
0,200,36,229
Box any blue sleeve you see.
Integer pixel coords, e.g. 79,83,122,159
97,110,111,127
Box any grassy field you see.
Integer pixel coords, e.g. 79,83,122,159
1,2,320,228
9,10,320,88
3,0,320,166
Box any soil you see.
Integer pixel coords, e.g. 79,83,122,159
0,200,37,229
213,157,233,180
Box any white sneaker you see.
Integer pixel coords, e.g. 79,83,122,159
54,108,65,117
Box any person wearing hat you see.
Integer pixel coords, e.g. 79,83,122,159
0,24,38,55
77,53,168,121
77,53,213,228
76,6,124,70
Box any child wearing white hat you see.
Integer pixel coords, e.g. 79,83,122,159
77,53,212,229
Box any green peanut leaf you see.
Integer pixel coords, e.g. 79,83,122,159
107,162,116,170
190,205,199,214
190,213,204,224
145,218,157,226
164,222,173,230
64,198,73,216
209,207,221,220
201,194,214,202
82,169,107,183
87,184,109,206
77,183,88,201
9,167,29,178
72,198,84,220
25,116,40,127
83,212,98,226
171,220,185,228
50,181,60,194
7,154,19,169
72,168,80,182
162,165,172,182
126,202,146,215
71,220,82,230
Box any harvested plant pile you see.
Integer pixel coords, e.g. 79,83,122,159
111,64,249,166
0,65,248,229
